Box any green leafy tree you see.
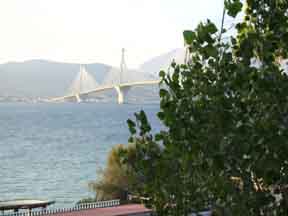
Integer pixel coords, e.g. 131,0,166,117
120,0,288,215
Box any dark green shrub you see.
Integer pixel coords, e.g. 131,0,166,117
76,197,96,205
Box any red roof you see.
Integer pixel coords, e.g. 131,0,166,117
49,204,151,216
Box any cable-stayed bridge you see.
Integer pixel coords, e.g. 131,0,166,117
49,49,160,104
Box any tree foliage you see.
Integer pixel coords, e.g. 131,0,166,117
120,0,288,215
89,144,138,201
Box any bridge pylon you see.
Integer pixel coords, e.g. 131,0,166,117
120,48,127,85
114,85,130,104
75,93,82,103
69,64,98,103
115,48,130,104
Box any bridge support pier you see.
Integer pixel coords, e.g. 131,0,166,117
114,86,130,104
75,94,82,103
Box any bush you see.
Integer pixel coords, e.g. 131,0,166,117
89,144,139,201
76,197,96,205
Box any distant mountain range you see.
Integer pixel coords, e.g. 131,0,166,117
0,60,111,97
139,48,185,76
0,49,185,98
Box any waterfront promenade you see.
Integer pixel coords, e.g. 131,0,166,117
48,204,151,216
0,199,152,216
0,204,152,216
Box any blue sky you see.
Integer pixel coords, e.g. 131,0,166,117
0,0,230,67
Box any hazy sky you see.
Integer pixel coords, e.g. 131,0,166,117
0,0,227,68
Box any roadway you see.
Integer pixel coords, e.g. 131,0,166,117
48,80,160,102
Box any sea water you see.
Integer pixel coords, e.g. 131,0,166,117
0,102,161,207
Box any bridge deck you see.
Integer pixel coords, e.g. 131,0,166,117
49,80,160,102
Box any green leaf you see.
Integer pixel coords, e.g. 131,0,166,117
225,0,243,18
183,30,196,45
155,133,163,141
157,111,165,120
206,20,218,34
159,70,166,78
159,89,168,98
205,45,218,58
127,119,136,134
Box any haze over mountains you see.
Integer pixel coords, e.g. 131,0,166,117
139,48,185,76
0,60,110,97
0,49,185,98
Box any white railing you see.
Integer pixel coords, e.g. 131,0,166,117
1,199,120,216
76,199,120,209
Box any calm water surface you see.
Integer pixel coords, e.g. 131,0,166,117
0,102,160,207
